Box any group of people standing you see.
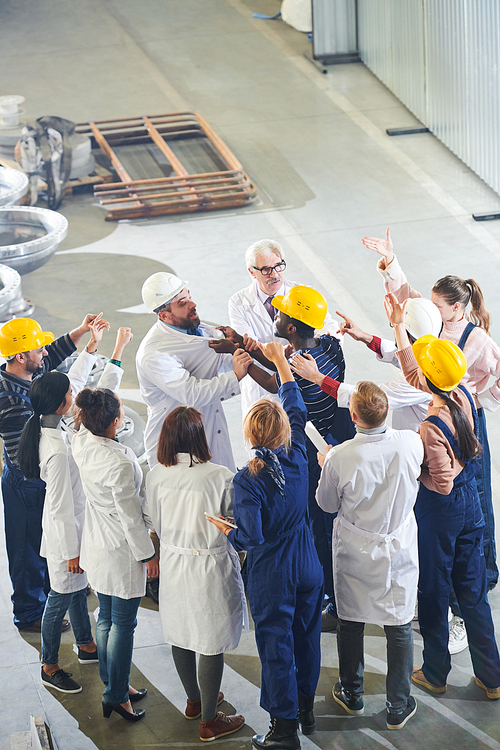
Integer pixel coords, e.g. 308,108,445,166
0,232,499,747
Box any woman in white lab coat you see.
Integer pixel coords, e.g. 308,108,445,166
72,386,158,723
17,316,119,695
143,406,245,743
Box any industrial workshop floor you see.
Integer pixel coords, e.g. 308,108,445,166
2,1,500,749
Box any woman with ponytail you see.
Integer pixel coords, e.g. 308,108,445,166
17,315,120,695
72,379,159,723
386,293,500,700
363,230,500,602
209,342,323,749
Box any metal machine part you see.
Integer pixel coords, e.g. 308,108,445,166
0,263,34,321
0,205,68,274
0,167,29,206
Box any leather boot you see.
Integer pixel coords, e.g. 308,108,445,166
298,694,315,735
252,716,300,749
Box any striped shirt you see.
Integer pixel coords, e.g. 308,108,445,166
0,334,76,467
277,335,346,439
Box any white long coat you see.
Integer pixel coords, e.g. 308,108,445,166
143,456,246,655
72,429,154,599
316,428,423,626
136,320,240,470
39,353,123,594
336,375,431,433
228,278,339,417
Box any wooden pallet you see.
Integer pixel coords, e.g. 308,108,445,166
76,112,257,220
64,163,113,195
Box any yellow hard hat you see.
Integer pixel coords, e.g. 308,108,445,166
412,334,467,392
273,285,328,330
0,318,54,358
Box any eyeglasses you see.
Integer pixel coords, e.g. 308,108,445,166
252,261,286,276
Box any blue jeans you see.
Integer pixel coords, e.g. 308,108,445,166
416,478,500,689
337,618,413,710
41,587,93,665
96,592,141,705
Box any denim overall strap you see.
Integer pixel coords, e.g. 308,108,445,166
457,383,479,439
457,321,476,351
424,415,462,459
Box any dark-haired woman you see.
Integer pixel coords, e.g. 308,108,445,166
17,315,116,694
364,229,500,594
143,407,246,743
386,294,500,700
209,342,323,749
72,383,158,722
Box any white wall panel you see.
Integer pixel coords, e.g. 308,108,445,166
357,0,500,196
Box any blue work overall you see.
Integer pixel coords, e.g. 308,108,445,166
1,391,48,628
415,385,500,689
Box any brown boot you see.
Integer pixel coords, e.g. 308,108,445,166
185,691,224,719
200,711,245,741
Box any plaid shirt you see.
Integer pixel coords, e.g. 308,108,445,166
0,334,76,467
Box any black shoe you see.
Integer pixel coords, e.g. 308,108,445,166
333,682,364,715
102,701,145,722
386,696,417,730
41,667,82,694
78,647,99,664
146,578,159,604
20,618,71,633
298,694,315,735
130,688,147,703
252,716,300,749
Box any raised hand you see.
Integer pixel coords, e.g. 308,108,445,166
384,292,406,327
361,227,394,267
335,311,372,344
112,327,133,361
259,341,287,364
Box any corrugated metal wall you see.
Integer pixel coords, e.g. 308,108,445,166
357,0,500,196
312,0,357,58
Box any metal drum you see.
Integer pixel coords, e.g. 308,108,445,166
0,206,68,274
0,263,34,321
0,167,29,206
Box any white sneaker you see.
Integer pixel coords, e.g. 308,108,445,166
449,616,468,654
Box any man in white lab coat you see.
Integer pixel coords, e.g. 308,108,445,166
316,381,423,731
137,273,253,470
228,239,338,418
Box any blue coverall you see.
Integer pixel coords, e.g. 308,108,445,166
227,381,324,720
416,385,500,689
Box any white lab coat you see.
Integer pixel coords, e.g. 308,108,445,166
317,428,423,626
143,455,246,655
336,375,431,433
39,353,123,594
136,320,240,470
72,427,154,599
228,279,339,417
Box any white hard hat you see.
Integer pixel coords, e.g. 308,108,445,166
141,272,188,314
404,297,442,340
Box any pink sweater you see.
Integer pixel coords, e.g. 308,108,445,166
379,255,500,411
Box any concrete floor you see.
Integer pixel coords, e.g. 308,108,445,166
2,0,500,748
